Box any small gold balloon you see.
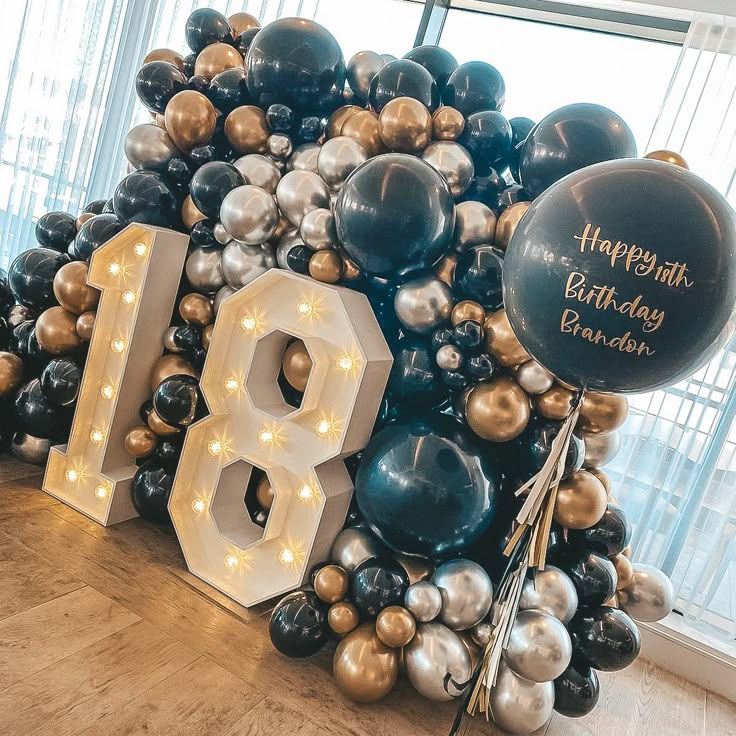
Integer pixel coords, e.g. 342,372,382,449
613,554,634,590
76,311,95,341
282,340,312,392
228,12,260,36
76,212,94,230
147,408,180,436
326,105,364,138
494,201,531,251
224,105,270,155
35,307,83,355
588,467,611,494
577,392,628,434
466,376,530,442
143,48,185,72
536,385,575,421
0,352,24,396
644,149,689,169
179,293,213,327
554,470,608,529
622,545,633,559
255,474,274,510
333,623,400,703
328,601,360,636
314,565,350,604
164,90,216,151
451,300,485,326
485,309,530,367
182,195,206,229
309,250,343,283
432,106,465,141
124,425,158,458
376,606,416,648
203,324,213,351
435,253,457,286
150,354,198,392
378,97,432,154
53,261,100,315
341,110,386,157
342,257,362,281
194,42,243,82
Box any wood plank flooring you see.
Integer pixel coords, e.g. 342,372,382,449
0,455,733,736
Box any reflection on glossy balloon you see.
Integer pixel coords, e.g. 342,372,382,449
194,42,242,81
153,374,202,429
35,307,82,355
386,339,444,407
644,149,688,168
269,589,328,657
331,527,382,573
124,124,180,172
459,110,512,175
466,376,530,442
443,61,505,116
582,429,621,469
433,559,493,630
368,59,439,113
404,45,458,90
562,551,617,608
72,214,124,261
15,378,63,439
233,154,281,193
11,432,51,465
165,90,217,151
221,242,275,288
328,601,360,635
454,245,504,311
618,563,676,622
578,392,629,434
35,211,77,251
220,185,279,244
405,581,443,622
317,136,367,188
490,662,554,734
519,566,578,623
185,7,232,52
113,171,179,227
568,503,631,556
299,208,336,251
9,248,68,310
185,246,225,293
554,469,608,530
351,558,409,618
505,609,572,682
570,606,641,671
276,170,331,227
394,275,453,335
494,201,530,251
451,201,496,252
346,50,384,100
421,141,474,197
40,357,81,406
378,97,432,154
53,262,99,315
516,359,553,395
376,605,416,647
288,142,321,172
135,60,187,114
554,662,599,718
0,352,24,396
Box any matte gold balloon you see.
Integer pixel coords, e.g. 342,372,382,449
76,212,94,230
536,384,574,420
124,425,158,458
485,309,531,367
194,42,243,81
228,12,260,35
179,293,213,327
309,250,343,283
333,623,400,703
0,352,24,396
554,470,608,529
613,554,634,590
378,97,432,154
282,340,312,392
255,474,274,510
143,48,185,72
432,106,465,141
35,307,83,355
342,257,362,281
203,324,213,351
328,601,360,636
326,105,363,139
495,201,531,251
435,254,457,286
451,300,485,326
577,392,629,434
76,311,95,341
341,110,385,158
376,606,417,648
224,105,270,155
182,195,206,229
164,90,216,151
644,149,689,169
150,354,198,392
314,564,350,604
53,261,100,315
588,467,611,493
147,408,180,436
466,376,530,442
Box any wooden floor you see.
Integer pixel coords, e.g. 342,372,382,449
0,457,734,736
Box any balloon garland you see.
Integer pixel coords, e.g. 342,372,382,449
0,7,727,734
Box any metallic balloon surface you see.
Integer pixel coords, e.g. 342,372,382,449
346,51,385,100
519,566,578,624
582,429,621,469
113,170,179,227
560,552,617,608
269,589,328,658
516,360,554,395
405,581,443,622
185,246,225,293
132,460,174,523
569,606,641,671
368,59,439,113
432,559,493,630
618,563,676,622
317,136,368,189
233,154,282,194
394,275,453,335
567,503,632,557
124,124,180,172
490,662,554,735
351,558,409,618
442,61,505,116
220,185,279,244
9,248,68,310
554,663,600,718
504,609,572,682
299,208,337,250
404,45,458,90
331,526,382,573
276,170,331,227
40,357,81,406
452,201,496,252
421,141,474,197
15,379,63,439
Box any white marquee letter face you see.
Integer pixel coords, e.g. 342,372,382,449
44,225,189,525
168,270,392,606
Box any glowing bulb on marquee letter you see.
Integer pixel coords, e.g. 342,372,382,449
43,225,189,525
168,270,392,607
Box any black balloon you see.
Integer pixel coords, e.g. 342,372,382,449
236,28,260,57
515,418,584,480
185,8,233,52
368,58,438,113
443,61,505,116
351,558,409,618
10,320,34,357
508,116,535,182
403,46,457,90
0,268,11,312
459,111,512,175
153,436,183,466
15,378,62,439
40,358,82,407
113,171,180,227
27,328,55,374
0,318,8,351
505,158,736,393
561,551,617,608
268,589,328,658
35,211,77,251
173,325,202,351
459,169,505,208
570,606,641,672
189,161,244,219
135,61,188,114
83,199,107,216
285,244,312,274
387,339,445,407
8,247,68,310
453,244,504,309
153,374,202,428
208,68,250,113
494,183,528,216
132,460,174,523
554,662,600,717
335,154,455,277
568,504,632,557
72,214,124,260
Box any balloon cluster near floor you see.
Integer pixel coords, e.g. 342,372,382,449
2,8,732,735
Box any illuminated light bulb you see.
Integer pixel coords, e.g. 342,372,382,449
316,419,332,437
133,242,148,257
207,439,223,456
297,300,313,317
107,261,121,276
65,468,79,483
259,429,274,446
241,316,256,331
100,384,116,400
121,289,136,306
337,355,354,373
94,485,108,500
224,377,240,393
278,547,295,566
111,338,126,353
224,554,239,570
192,498,206,514
89,429,105,445
298,484,315,502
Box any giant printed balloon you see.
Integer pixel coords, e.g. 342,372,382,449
504,158,736,393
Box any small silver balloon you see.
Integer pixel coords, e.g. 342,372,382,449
346,50,384,99
213,285,236,314
317,136,368,189
618,563,676,622
213,222,232,245
220,185,279,245
519,565,578,624
490,662,554,735
516,360,554,395
404,622,472,701
452,201,497,252
433,559,493,631
275,230,303,270
221,241,275,289
233,154,282,194
276,170,331,227
124,124,179,172
421,141,474,197
405,581,443,623
331,527,382,573
436,344,462,371
394,275,454,335
11,433,51,465
162,326,181,353
287,142,321,173
504,609,572,682
267,133,292,160
582,429,621,469
470,620,492,648
299,208,337,251
185,246,224,294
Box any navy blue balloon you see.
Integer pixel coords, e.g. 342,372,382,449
83,199,107,215
269,589,328,658
459,111,512,175
494,184,529,216
135,61,187,114
35,211,77,251
459,169,505,208
190,162,244,219
570,606,641,672
368,59,439,113
387,338,445,408
509,116,535,182
561,551,617,608
351,558,409,618
442,61,505,116
355,413,500,557
514,418,584,480
0,268,11,312
208,68,250,114
554,663,600,717
9,248,68,310
403,46,458,90
40,357,81,406
113,171,180,227
568,504,632,557
454,244,504,309
72,214,124,260
185,8,233,52
15,378,61,439
132,460,174,523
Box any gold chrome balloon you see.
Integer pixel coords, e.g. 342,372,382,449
194,42,243,81
182,195,206,229
255,474,274,510
376,606,417,648
582,429,621,469
485,309,531,367
53,261,100,315
435,254,457,286
495,201,531,250
466,376,530,442
396,554,434,585
326,105,364,139
75,311,95,341
613,554,634,590
282,340,312,392
644,149,689,169
309,250,343,283
432,106,465,141
328,601,360,636
451,300,485,326
554,470,608,529
378,97,432,154
0,352,24,396
224,105,270,155
144,48,184,72
314,564,350,604
203,324,213,350
164,90,216,151
578,392,629,434
228,12,260,35
35,307,83,355
341,110,386,157
147,408,180,437
179,293,213,327
150,354,198,392
588,467,611,493
76,212,94,230
536,384,574,420
124,425,158,458
342,257,362,281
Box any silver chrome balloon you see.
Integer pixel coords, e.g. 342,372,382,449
618,563,676,622
470,620,492,648
287,142,321,173
267,133,293,160
433,559,493,631
11,433,51,465
404,622,473,701
436,344,462,371
276,170,331,227
582,429,621,469
516,359,555,395
405,581,443,623
220,185,279,245
162,326,181,353
317,136,368,189
452,200,497,252
330,527,382,573
213,222,232,245
489,662,554,735
421,141,474,197
504,609,572,682
300,208,337,251
519,565,578,624
394,275,454,335
124,123,179,172
221,241,275,289
185,246,224,294
346,50,384,99
233,154,282,194
275,230,303,270
213,285,236,314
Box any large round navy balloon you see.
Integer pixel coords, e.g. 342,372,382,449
335,154,455,277
113,171,180,227
189,161,244,219
9,248,68,310
132,460,174,523
519,103,636,199
459,111,512,175
442,61,505,116
15,378,62,439
40,357,81,407
35,211,77,252
208,68,250,114
368,59,439,113
135,61,188,114
570,606,641,672
403,46,458,90
351,558,409,618
568,504,632,557
72,214,124,260
504,158,736,393
185,8,233,52
355,413,499,557
269,589,328,658
245,18,345,116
